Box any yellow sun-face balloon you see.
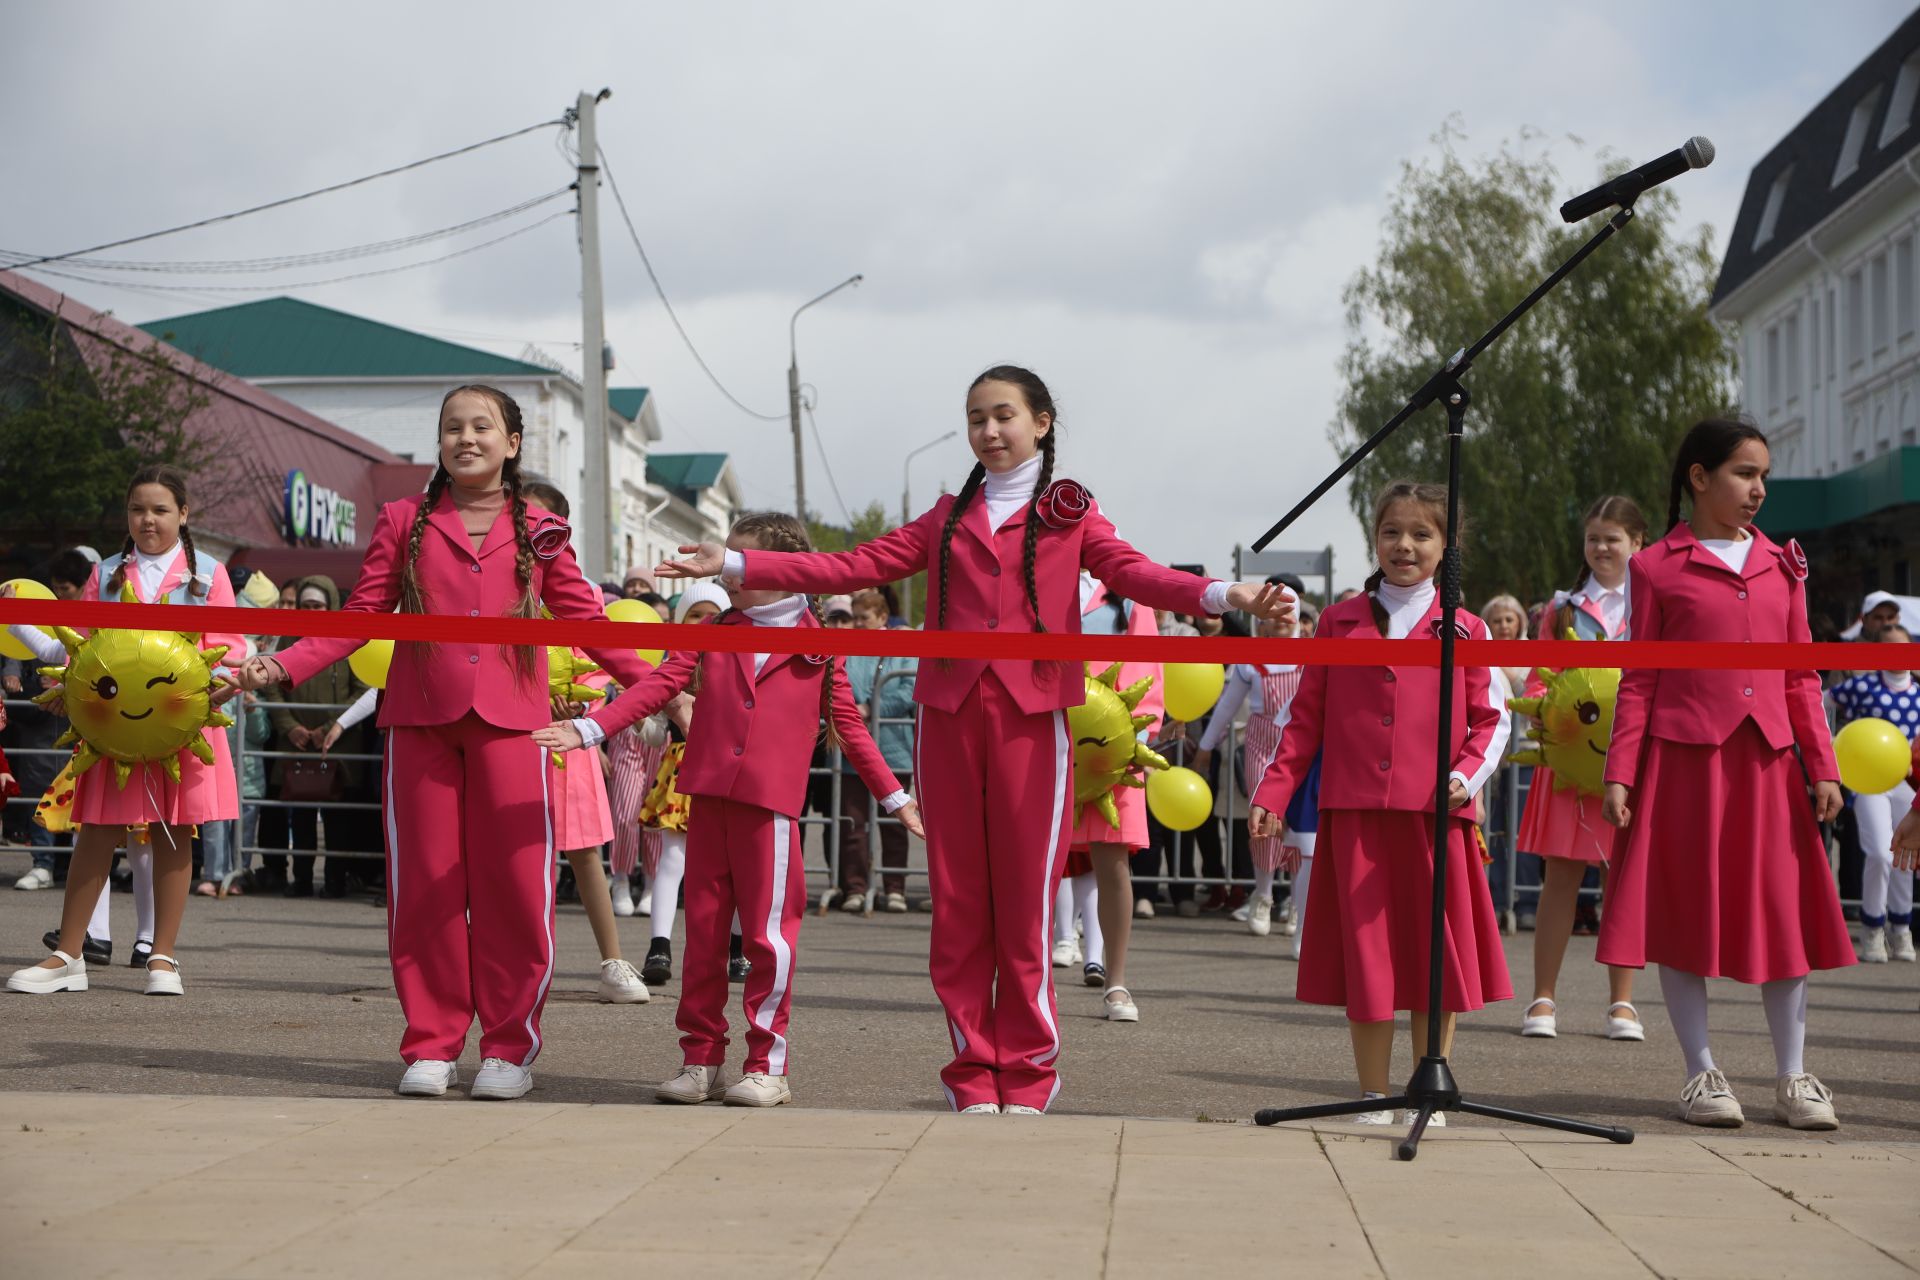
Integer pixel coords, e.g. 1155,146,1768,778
35,625,233,790
1068,662,1169,829
545,647,606,770
1505,631,1619,797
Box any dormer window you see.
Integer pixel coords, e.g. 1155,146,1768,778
1834,86,1885,186
1880,50,1920,147
1753,166,1792,249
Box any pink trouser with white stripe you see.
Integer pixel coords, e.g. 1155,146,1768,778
383,714,557,1067
679,796,805,1075
917,677,1074,1112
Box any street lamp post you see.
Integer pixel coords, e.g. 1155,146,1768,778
788,274,863,521
899,430,958,623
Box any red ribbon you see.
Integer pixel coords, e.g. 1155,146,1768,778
1,598,1913,670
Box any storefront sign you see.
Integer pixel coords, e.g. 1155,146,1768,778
284,470,357,546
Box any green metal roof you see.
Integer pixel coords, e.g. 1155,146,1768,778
609,387,650,421
647,453,729,494
138,297,554,379
1756,446,1920,534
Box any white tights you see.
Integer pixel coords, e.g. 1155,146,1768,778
1658,965,1808,1079
87,844,154,944
648,831,686,942
1854,782,1917,926
1052,873,1104,968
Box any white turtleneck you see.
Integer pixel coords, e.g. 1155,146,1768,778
742,594,808,675
1373,577,1437,640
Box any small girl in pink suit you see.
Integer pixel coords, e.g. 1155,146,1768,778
656,366,1290,1113
7,465,243,999
540,511,921,1108
1251,481,1513,1124
1599,419,1852,1132
240,386,660,1102
1515,495,1647,1043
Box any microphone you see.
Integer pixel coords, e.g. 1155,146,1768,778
1559,137,1715,223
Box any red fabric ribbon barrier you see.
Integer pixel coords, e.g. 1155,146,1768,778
1,598,1914,670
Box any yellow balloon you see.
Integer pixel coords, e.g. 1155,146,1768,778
37,626,233,789
0,579,56,661
1146,766,1213,831
1163,662,1225,722
348,638,393,690
604,597,665,669
1834,717,1912,795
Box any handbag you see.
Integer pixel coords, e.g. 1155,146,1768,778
280,757,343,803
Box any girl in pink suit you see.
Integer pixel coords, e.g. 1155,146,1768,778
540,512,921,1108
1250,481,1513,1126
1599,419,1852,1131
1515,495,1647,1043
520,481,650,1007
7,466,243,999
1060,574,1163,1022
239,386,660,1102
656,366,1290,1114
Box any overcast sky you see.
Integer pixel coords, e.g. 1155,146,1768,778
5,1,1912,589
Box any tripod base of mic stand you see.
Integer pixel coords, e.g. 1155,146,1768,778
1254,1055,1634,1162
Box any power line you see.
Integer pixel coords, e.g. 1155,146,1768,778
0,187,573,275
8,118,567,270
595,142,787,422
803,392,854,525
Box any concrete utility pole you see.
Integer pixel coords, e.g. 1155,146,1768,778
788,274,863,521
574,88,613,578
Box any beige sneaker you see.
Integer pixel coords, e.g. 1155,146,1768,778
1774,1072,1838,1131
1891,925,1917,962
1678,1069,1744,1127
656,1063,729,1105
724,1071,792,1107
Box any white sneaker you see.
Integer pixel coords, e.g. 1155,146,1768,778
1605,1001,1645,1041
959,1103,1001,1114
1004,1104,1044,1115
1051,938,1081,968
1891,925,1917,962
1520,998,1558,1038
12,866,53,891
610,878,636,918
1229,899,1252,923
1175,899,1201,919
841,892,867,914
1103,986,1139,1022
1134,898,1155,920
1279,912,1297,937
1859,926,1890,964
656,1063,729,1104
1774,1072,1839,1131
884,892,909,914
471,1058,533,1100
723,1072,792,1107
598,958,651,1004
6,951,87,994
397,1059,458,1097
143,955,183,997
1248,897,1272,937
1354,1095,1393,1125
1678,1069,1744,1128
1401,1109,1446,1127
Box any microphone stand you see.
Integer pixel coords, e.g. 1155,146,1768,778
1250,202,1642,1161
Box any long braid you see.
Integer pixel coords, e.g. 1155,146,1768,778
809,590,846,752
503,467,542,682
1019,433,1054,631
934,463,987,633
1364,567,1390,635
178,524,206,597
1666,466,1687,532
397,467,449,616
105,535,136,596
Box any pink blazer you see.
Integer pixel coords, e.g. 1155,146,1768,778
85,548,245,667
589,609,902,819
1603,524,1836,788
739,481,1214,716
1252,593,1507,815
275,494,656,731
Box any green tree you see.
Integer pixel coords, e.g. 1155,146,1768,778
1334,125,1734,607
0,304,227,554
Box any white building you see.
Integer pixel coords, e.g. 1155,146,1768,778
140,297,738,580
1711,8,1920,608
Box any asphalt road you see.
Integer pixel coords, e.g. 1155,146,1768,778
2,850,1915,1143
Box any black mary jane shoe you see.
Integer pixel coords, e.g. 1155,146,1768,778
1083,961,1107,988
41,928,111,966
727,935,752,983
128,938,153,969
641,939,673,987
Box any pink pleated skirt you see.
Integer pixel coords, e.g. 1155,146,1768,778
1515,766,1613,864
1597,722,1854,983
1068,780,1147,851
549,744,614,851
1298,808,1513,1021
71,725,238,827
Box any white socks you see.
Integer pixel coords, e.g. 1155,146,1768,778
1072,873,1103,969
1252,866,1275,902
1053,879,1076,947
85,846,156,945
1661,965,1811,1079
649,832,686,941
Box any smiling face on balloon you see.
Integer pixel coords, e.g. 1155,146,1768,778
37,626,233,788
